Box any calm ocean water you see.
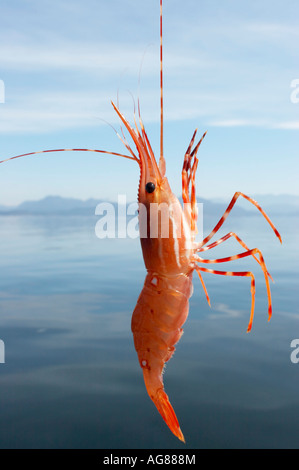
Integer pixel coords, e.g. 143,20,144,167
0,209,298,449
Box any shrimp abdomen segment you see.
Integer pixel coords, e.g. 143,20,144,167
131,272,193,441
131,272,193,359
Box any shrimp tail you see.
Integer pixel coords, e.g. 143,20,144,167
142,367,185,443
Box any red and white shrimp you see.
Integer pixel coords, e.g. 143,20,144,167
0,0,281,442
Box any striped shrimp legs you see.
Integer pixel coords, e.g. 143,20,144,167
0,0,282,442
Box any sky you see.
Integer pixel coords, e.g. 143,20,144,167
0,0,298,206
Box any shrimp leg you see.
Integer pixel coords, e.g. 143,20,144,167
195,267,256,332
182,131,207,232
194,267,211,306
197,192,282,249
194,247,272,327
197,232,273,281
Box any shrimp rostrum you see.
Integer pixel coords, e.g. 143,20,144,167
0,0,281,443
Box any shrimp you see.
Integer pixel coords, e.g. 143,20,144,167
0,0,282,442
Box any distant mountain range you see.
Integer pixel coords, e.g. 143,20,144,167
0,194,297,216
0,196,102,215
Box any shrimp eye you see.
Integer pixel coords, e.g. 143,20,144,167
145,182,155,193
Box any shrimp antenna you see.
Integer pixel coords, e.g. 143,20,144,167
0,148,137,165
159,0,166,176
